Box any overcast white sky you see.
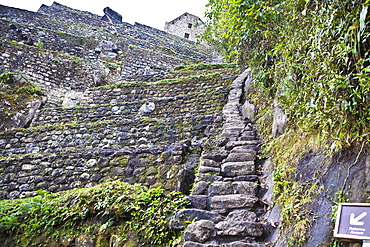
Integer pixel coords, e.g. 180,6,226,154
0,0,209,30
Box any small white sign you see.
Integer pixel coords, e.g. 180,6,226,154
334,203,370,240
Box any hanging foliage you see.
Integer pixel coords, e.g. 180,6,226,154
203,0,370,149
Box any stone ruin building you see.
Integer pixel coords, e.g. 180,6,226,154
164,12,206,42
0,2,272,246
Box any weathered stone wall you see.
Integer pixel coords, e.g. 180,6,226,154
0,2,216,112
0,71,237,199
164,13,206,42
33,88,227,126
0,3,212,82
0,58,238,200
0,114,218,200
0,3,272,246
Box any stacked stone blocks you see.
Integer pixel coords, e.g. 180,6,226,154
177,69,267,247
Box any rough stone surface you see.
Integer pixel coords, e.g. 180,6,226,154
164,13,206,42
210,195,257,210
226,210,257,222
215,221,264,237
183,242,220,247
62,91,84,108
183,220,216,243
0,5,272,245
222,162,255,177
271,95,288,138
192,181,210,195
173,209,223,229
225,152,256,162
242,100,256,122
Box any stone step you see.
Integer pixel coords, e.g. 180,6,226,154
202,153,228,163
198,165,220,175
183,241,264,247
225,152,256,162
208,181,258,197
223,175,259,182
227,89,243,102
230,146,257,154
223,122,246,129
210,194,258,210
240,130,256,137
221,128,244,138
200,159,221,168
196,174,223,184
239,136,257,141
215,221,264,237
223,103,239,113
225,209,258,222
223,115,245,122
225,140,260,151
238,131,257,141
221,162,255,177
183,220,216,244
173,209,223,229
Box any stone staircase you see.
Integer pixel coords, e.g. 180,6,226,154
174,69,269,247
0,3,271,246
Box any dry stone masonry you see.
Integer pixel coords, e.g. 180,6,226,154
0,2,271,246
165,12,206,42
174,69,268,247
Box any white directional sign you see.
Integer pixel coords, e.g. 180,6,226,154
334,203,370,240
350,212,367,226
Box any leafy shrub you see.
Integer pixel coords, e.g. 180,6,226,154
0,181,189,246
204,1,370,245
203,0,370,150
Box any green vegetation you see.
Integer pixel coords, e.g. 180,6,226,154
175,62,236,71
95,71,227,90
13,85,43,95
36,42,44,49
0,71,16,84
0,181,189,246
52,57,61,64
0,72,43,96
204,0,369,245
204,0,369,149
69,55,81,64
0,72,43,122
